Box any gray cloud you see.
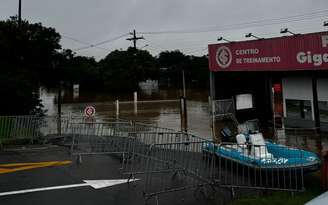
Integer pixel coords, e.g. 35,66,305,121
1,0,327,59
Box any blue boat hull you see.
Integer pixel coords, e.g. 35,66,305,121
204,142,321,172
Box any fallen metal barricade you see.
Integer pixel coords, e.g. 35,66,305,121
122,132,195,179
69,122,176,164
216,142,305,192
60,119,308,203
139,139,307,203
69,122,129,164
142,139,218,203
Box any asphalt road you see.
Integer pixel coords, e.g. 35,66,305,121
0,145,232,205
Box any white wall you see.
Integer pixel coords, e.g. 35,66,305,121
282,77,328,120
318,79,328,102
282,77,313,119
282,77,313,101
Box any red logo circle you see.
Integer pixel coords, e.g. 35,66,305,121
216,46,232,69
84,106,95,117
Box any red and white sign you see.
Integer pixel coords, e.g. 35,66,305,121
208,31,328,71
84,106,96,117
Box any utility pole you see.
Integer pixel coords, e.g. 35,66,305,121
18,0,22,27
126,29,144,89
126,29,144,50
182,70,186,98
312,75,321,133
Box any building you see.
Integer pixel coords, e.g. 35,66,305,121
208,31,328,131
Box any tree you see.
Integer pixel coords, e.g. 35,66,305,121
99,48,158,92
184,55,209,89
157,50,188,88
0,17,61,115
157,50,209,89
60,52,101,89
157,50,187,68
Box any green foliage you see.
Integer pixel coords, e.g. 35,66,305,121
228,174,322,205
99,47,158,92
0,17,61,115
158,50,187,68
54,50,101,89
157,50,208,88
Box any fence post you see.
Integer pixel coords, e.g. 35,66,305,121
180,97,184,132
211,100,216,140
134,92,138,115
183,97,188,132
116,100,120,119
179,96,188,132
208,96,211,113
57,81,62,136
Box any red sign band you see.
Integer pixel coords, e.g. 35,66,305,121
208,32,328,71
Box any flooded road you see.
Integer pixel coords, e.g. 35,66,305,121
40,88,213,139
40,87,328,154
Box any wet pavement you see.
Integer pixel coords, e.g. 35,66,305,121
0,145,232,205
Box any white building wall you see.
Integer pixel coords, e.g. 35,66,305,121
282,77,328,120
282,77,313,119
318,79,328,102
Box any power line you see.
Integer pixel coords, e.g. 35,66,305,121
143,39,166,50
138,9,328,35
184,47,208,56
61,35,92,46
61,35,111,51
72,33,129,51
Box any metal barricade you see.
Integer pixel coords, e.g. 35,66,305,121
216,142,305,192
133,122,175,133
122,132,194,179
0,115,99,147
0,116,40,146
69,123,176,163
70,122,137,157
142,140,218,202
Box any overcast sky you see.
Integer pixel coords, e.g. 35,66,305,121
1,0,327,60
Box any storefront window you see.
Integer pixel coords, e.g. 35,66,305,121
286,99,312,120
236,94,253,110
319,101,328,122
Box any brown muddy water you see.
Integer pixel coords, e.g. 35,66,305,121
40,87,328,154
40,88,213,139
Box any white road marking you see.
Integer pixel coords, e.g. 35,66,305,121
0,179,139,197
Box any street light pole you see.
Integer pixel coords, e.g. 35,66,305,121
18,0,22,27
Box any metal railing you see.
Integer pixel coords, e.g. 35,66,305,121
0,116,73,146
122,132,208,179
143,140,217,202
68,122,309,203
0,115,164,148
68,123,176,164
1,115,312,204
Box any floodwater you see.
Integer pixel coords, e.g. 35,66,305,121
40,87,328,154
40,87,213,139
